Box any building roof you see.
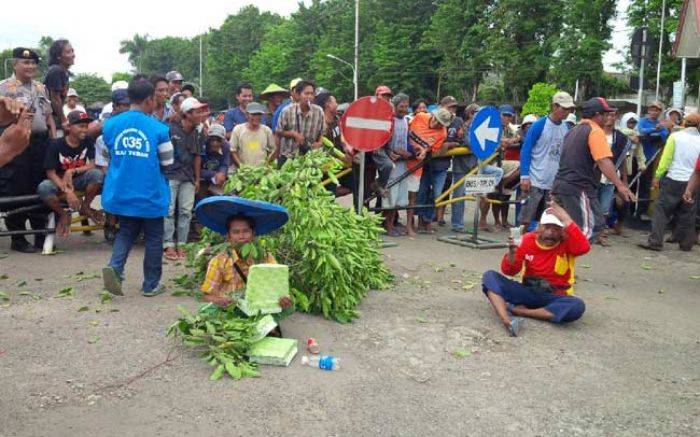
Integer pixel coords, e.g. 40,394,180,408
673,0,700,58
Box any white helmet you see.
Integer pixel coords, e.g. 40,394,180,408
522,114,538,125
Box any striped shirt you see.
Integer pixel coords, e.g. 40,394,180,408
276,102,324,158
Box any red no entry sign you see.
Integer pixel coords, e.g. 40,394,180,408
340,96,394,152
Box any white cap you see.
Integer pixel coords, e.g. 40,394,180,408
552,91,576,109
111,80,128,92
180,97,207,113
565,113,578,124
67,88,78,97
540,211,564,227
522,114,538,125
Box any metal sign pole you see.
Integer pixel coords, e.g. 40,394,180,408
357,153,365,214
472,159,483,244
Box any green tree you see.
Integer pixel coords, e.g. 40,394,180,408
111,72,133,84
119,34,150,72
551,0,616,99
521,82,558,116
206,5,283,104
70,74,111,105
626,0,699,102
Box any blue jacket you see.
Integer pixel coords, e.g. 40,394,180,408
637,116,668,161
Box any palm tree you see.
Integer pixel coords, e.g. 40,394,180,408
119,34,149,73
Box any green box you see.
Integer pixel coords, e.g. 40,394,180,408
237,264,290,316
248,337,298,367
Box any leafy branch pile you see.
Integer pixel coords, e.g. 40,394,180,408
186,149,391,322
167,305,262,380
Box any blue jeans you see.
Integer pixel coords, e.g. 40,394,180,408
164,179,195,247
482,270,585,324
108,216,164,293
451,171,467,230
597,183,615,216
417,166,448,223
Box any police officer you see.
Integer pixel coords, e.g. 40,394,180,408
0,47,55,253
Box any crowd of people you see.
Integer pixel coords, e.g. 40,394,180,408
0,39,699,321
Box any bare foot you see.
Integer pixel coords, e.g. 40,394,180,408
81,206,105,225
56,212,71,237
164,247,179,261
176,247,188,259
479,223,494,232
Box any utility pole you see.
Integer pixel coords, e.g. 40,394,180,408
654,0,666,101
199,36,203,98
637,26,647,118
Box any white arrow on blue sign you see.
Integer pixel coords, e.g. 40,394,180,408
468,106,503,160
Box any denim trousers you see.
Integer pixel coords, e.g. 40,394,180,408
108,216,164,292
417,165,448,223
164,179,195,247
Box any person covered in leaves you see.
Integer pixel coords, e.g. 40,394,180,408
481,202,590,337
195,197,293,319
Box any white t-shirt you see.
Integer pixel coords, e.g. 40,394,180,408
63,104,85,117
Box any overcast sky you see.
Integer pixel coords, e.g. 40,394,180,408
0,0,632,81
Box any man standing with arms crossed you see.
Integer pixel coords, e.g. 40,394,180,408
552,98,635,241
101,78,174,297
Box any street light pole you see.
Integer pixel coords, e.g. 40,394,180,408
654,0,666,101
354,0,359,101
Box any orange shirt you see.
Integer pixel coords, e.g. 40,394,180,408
408,112,447,177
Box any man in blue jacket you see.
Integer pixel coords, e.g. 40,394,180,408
636,101,673,218
518,92,575,229
101,78,174,297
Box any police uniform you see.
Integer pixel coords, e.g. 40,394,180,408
0,48,51,251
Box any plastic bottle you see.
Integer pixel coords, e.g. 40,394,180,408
300,355,340,370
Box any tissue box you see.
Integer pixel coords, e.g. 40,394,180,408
248,337,298,367
237,264,290,316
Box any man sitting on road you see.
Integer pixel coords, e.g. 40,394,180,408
37,110,104,236
481,203,590,337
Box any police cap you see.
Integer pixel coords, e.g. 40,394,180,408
12,47,40,62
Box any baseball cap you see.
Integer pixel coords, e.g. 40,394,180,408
440,95,458,107
208,124,226,140
111,89,130,105
165,71,184,82
169,92,183,106
111,80,128,92
565,113,578,124
552,91,576,109
289,78,303,90
522,114,538,125
67,88,79,98
180,97,207,113
245,102,266,114
648,100,664,110
581,97,615,117
432,107,454,127
499,104,516,116
540,210,564,228
67,110,93,125
375,85,393,97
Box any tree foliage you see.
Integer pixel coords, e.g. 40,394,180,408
111,1,692,110
521,83,558,117
70,74,111,105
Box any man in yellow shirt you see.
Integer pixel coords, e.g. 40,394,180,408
195,196,292,313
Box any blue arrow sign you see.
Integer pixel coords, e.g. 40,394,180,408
469,106,503,160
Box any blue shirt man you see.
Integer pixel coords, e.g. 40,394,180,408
222,83,266,136
637,101,669,160
101,79,174,297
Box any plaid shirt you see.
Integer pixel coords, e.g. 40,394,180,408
200,249,277,297
275,102,324,158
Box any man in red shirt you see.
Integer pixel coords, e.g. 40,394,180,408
482,202,590,336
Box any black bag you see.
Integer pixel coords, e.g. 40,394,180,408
522,276,556,294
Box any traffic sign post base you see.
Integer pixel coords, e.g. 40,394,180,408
437,233,507,250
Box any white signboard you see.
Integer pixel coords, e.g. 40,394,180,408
462,175,498,194
672,81,684,109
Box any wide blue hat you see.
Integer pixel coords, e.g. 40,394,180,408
194,196,289,236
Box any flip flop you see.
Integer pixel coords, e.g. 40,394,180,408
508,317,524,337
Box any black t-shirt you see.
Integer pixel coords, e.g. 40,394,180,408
44,137,95,177
44,65,69,99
